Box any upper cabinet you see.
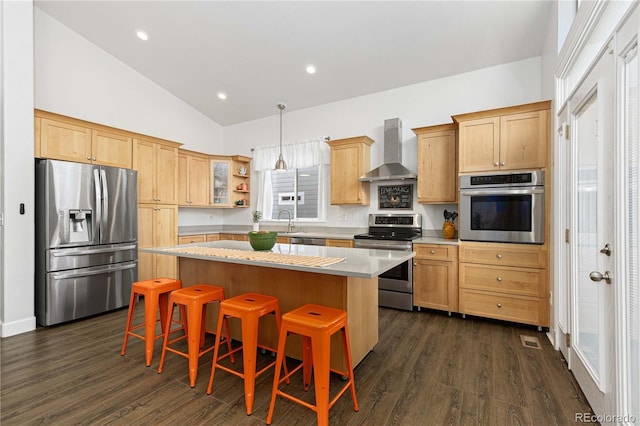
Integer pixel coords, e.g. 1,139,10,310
453,101,551,173
134,138,179,205
412,123,457,204
178,149,210,207
36,110,133,169
210,156,233,207
327,136,373,205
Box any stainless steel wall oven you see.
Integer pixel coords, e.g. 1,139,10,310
459,170,545,244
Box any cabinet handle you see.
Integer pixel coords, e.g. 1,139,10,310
500,162,505,166
493,162,499,167
496,254,502,259
430,250,435,254
497,303,502,308
87,156,91,160
496,277,502,282
413,263,417,266
93,157,97,161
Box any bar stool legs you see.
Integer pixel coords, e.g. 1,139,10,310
120,278,182,366
266,304,359,426
157,284,233,387
206,292,288,416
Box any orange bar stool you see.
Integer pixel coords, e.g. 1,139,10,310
157,284,233,387
120,278,182,366
266,304,359,426
206,292,288,415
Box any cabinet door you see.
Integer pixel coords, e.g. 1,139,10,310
458,117,500,173
137,204,155,281
211,159,233,207
177,153,189,206
178,235,206,244
154,205,177,278
330,144,367,205
92,129,132,168
413,259,458,312
155,144,178,204
417,130,457,203
325,239,353,248
135,140,157,204
40,118,92,164
206,234,221,242
188,155,210,206
499,110,548,170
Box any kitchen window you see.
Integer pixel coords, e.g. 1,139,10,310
252,138,329,221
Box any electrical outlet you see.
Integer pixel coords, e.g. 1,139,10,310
337,214,346,221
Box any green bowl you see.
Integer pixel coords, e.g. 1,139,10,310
247,231,277,251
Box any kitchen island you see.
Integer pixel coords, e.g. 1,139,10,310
144,240,414,369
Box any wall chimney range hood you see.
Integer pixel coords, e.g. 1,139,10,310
359,118,417,182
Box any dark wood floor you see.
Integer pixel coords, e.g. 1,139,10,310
1,304,593,425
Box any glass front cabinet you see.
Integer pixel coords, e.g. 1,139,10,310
210,156,232,207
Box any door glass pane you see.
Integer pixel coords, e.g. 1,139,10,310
624,47,639,421
575,93,600,378
213,161,229,204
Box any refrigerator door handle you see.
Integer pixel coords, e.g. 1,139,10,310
52,262,137,280
100,168,109,237
51,244,138,257
93,168,102,239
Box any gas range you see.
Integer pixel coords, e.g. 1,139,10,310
354,213,422,245
353,213,422,312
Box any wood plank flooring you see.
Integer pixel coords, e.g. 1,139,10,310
0,304,593,425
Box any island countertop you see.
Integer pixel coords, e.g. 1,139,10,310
143,240,415,279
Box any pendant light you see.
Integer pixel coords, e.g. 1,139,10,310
274,103,287,171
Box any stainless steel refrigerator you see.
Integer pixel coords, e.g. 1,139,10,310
35,159,138,326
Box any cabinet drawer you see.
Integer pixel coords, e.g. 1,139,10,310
326,239,353,248
459,264,545,297
178,235,205,244
459,242,546,268
276,236,291,244
206,234,220,242
414,244,457,261
459,289,542,326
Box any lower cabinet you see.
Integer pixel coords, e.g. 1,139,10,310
412,244,459,313
138,204,177,281
218,233,248,241
325,239,354,248
458,241,549,327
178,235,206,244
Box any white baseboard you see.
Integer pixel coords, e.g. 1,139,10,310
1,316,36,337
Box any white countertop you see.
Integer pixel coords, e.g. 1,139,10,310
143,240,415,279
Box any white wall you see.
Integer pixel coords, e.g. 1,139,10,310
222,57,544,230
1,0,36,337
34,9,224,154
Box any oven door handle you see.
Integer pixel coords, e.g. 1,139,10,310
460,188,544,196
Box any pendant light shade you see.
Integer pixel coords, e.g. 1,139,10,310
274,103,287,171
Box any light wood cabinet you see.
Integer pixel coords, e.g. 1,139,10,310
210,156,233,207
230,155,251,208
458,241,548,327
276,236,291,244
134,139,179,205
413,244,458,313
178,150,210,207
138,204,178,281
37,113,132,168
327,136,373,205
178,235,206,245
453,101,550,173
218,233,248,241
412,123,457,203
206,234,221,242
325,239,354,248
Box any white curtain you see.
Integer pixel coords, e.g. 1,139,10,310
252,138,330,220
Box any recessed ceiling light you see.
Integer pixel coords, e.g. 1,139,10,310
306,65,316,74
217,92,227,100
136,30,148,41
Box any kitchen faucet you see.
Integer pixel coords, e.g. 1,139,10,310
277,209,294,233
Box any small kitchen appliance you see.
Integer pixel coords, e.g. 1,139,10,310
354,213,422,311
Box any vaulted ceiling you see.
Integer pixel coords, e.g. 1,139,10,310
35,1,553,125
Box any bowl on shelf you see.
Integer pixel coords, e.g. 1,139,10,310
248,230,277,251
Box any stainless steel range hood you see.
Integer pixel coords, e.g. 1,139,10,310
359,118,417,182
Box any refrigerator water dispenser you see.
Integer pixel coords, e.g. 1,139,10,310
68,209,92,243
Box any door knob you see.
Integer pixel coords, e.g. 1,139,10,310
589,270,612,284
600,244,612,256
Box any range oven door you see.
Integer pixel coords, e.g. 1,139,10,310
354,239,413,311
459,186,545,244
